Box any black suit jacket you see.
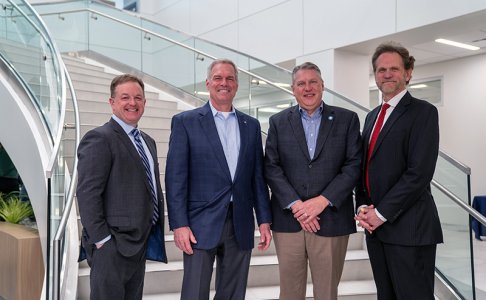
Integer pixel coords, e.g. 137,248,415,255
264,103,362,236
77,118,167,262
356,92,443,246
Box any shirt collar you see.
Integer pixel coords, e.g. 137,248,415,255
209,100,236,117
299,102,324,118
383,89,407,108
111,114,136,135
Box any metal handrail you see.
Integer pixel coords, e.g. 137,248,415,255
38,7,294,96
39,6,485,224
36,3,486,299
35,0,293,76
6,0,68,177
432,179,486,227
52,65,80,300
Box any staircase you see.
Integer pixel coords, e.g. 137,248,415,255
61,54,376,300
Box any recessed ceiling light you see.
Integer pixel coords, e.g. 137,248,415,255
435,38,480,51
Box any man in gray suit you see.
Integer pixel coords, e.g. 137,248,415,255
264,62,362,300
77,74,167,299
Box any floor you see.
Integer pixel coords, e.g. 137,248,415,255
473,237,486,299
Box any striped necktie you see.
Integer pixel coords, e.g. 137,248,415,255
131,128,159,224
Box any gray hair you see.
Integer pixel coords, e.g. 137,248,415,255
207,59,239,82
291,62,322,84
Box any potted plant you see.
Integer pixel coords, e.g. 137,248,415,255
0,191,33,224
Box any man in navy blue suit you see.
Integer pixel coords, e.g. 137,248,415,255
355,42,443,299
165,59,272,300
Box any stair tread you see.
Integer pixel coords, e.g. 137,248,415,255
142,280,377,299
79,249,369,275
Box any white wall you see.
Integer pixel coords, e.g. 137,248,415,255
412,53,486,198
138,0,486,199
139,0,486,64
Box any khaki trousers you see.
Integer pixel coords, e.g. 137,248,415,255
273,231,349,300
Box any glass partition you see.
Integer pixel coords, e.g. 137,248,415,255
1,1,76,299
434,178,475,299
0,0,63,138
33,1,476,298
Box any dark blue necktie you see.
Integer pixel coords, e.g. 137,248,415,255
131,128,159,224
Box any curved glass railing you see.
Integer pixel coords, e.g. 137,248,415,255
1,1,80,299
34,1,480,298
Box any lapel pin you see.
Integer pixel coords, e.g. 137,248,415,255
328,116,333,121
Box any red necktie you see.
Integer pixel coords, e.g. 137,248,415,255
365,103,390,196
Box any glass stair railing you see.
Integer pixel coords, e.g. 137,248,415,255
32,0,484,299
0,0,80,299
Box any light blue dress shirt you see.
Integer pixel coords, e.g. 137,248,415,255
209,101,240,181
287,103,324,209
299,103,323,160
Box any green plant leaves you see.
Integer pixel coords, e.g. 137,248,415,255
0,192,34,224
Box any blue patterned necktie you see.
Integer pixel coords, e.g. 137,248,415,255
131,128,159,224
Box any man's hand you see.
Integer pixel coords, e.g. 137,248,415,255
355,205,384,233
174,226,197,255
292,196,328,224
257,223,272,251
298,218,320,233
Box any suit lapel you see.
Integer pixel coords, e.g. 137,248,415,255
199,103,232,181
363,108,379,143
288,106,311,161
233,110,248,183
313,104,334,161
370,92,411,159
109,119,151,192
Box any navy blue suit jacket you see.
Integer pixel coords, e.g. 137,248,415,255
165,103,272,251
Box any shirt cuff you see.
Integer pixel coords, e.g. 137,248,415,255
356,204,368,214
96,235,111,246
375,209,387,222
286,200,299,210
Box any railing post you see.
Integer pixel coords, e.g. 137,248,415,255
52,240,60,300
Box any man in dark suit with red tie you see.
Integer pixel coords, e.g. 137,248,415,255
355,42,443,299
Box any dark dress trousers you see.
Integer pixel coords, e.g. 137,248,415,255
165,102,271,299
355,92,443,299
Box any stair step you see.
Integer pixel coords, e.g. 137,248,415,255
140,280,376,300
78,249,372,296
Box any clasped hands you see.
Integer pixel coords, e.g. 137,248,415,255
291,195,329,233
354,204,384,234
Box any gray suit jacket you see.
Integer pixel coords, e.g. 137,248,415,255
264,103,362,236
77,118,167,261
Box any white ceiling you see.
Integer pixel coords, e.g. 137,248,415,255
338,10,486,73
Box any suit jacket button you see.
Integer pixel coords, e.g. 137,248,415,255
308,164,312,168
